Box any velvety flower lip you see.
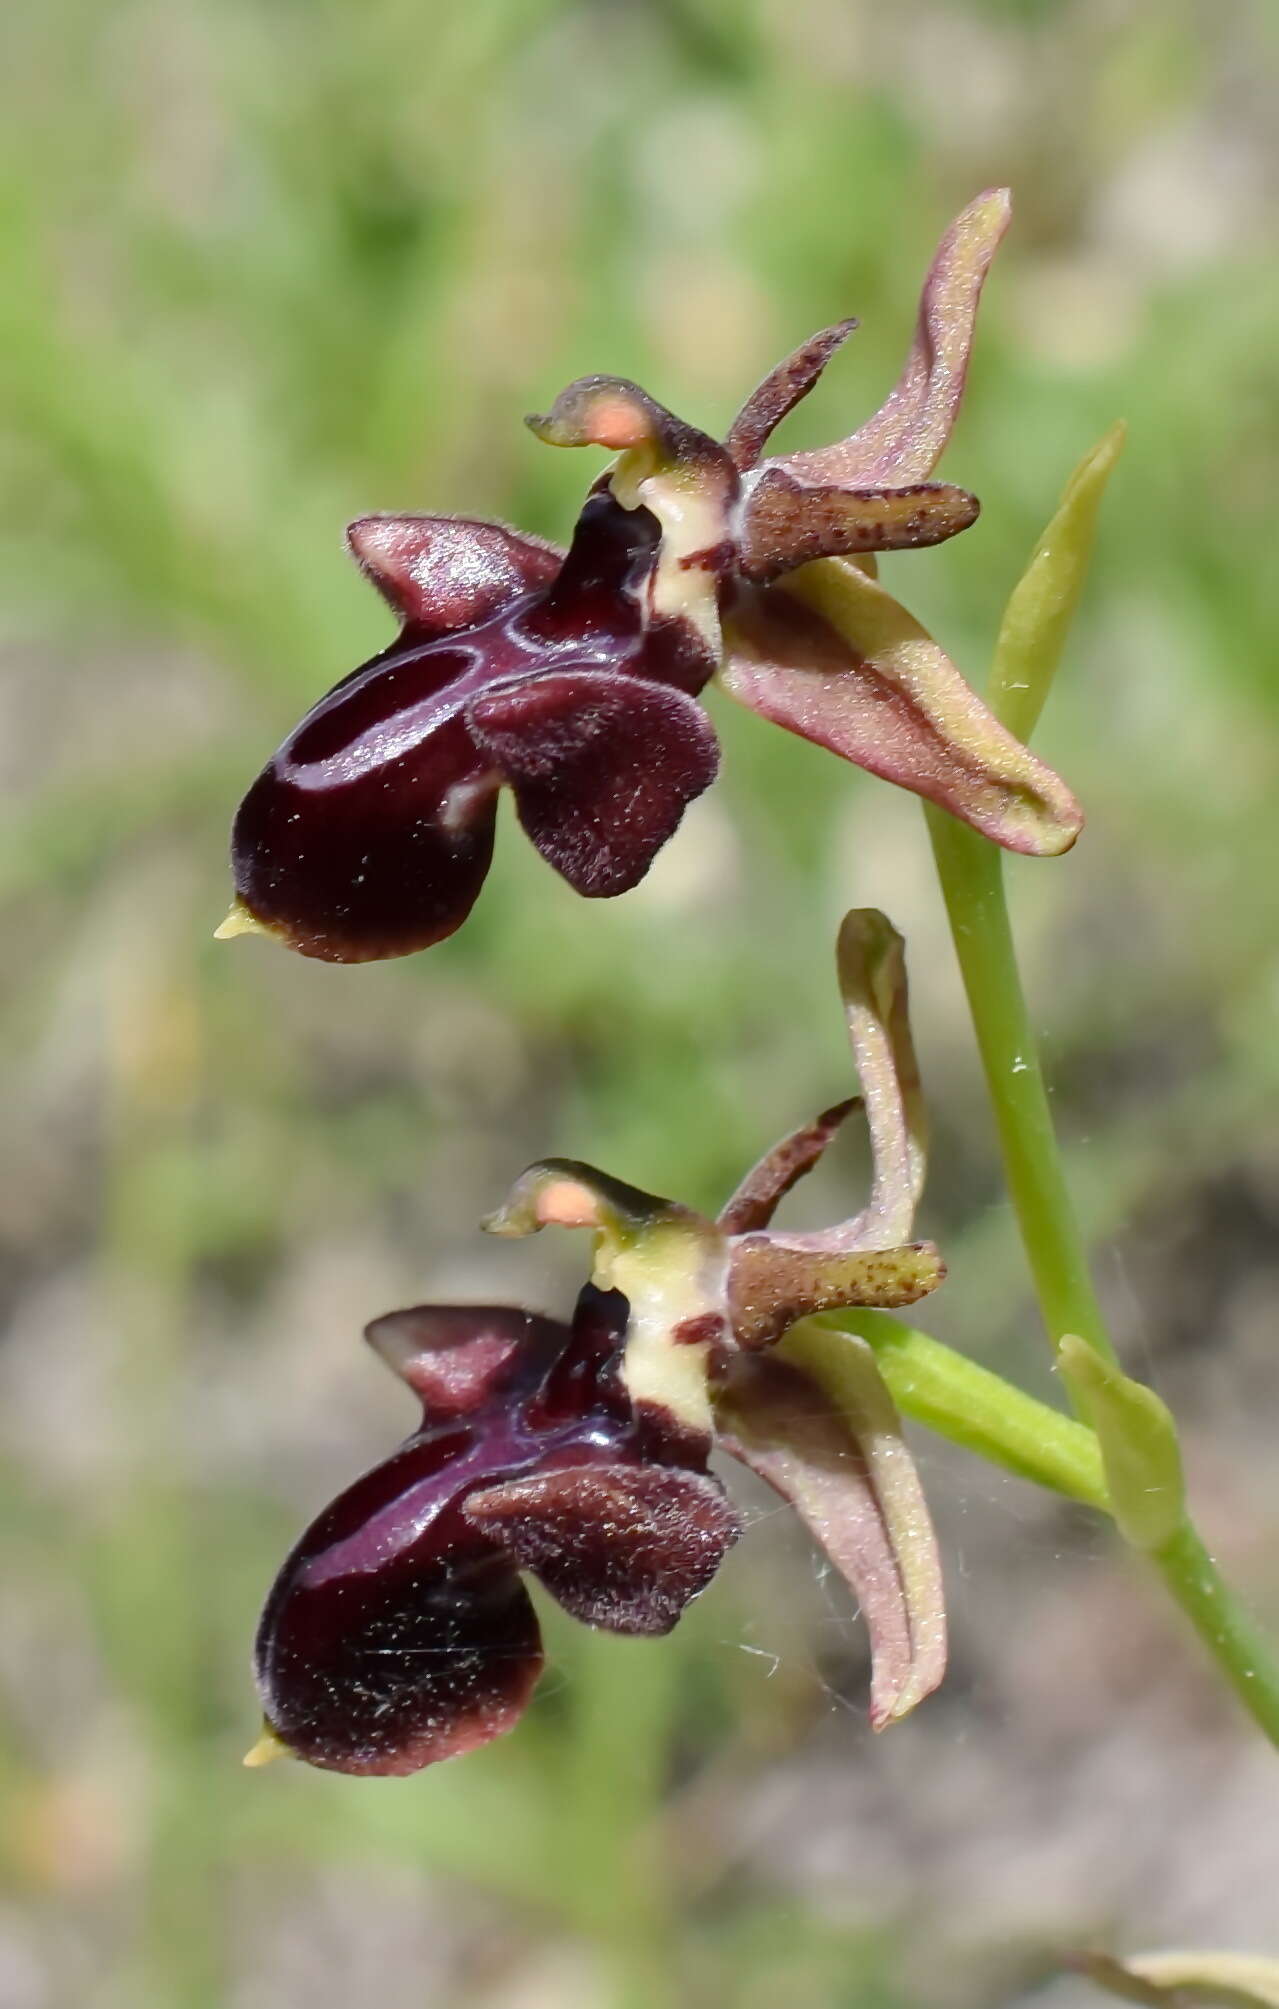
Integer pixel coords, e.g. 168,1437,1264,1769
222,189,1082,965
250,912,949,1774
253,1285,743,1777
228,493,721,962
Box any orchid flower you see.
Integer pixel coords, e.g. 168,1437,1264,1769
249,912,949,1774
221,190,1080,963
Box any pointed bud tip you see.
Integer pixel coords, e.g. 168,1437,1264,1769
242,1724,290,1768
345,516,400,569
1032,802,1085,856
524,411,559,445
214,900,270,943
966,187,1013,234
480,1211,516,1238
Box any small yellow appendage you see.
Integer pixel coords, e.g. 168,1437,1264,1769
214,900,269,943
242,1723,290,1769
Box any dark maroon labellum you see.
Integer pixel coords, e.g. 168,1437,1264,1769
231,496,720,962
254,1288,740,1775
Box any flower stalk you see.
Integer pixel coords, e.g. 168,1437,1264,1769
840,1309,1107,1510
925,801,1116,1371
1147,1524,1279,1748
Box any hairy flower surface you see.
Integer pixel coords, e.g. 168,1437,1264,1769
250,914,950,1774
223,190,1081,962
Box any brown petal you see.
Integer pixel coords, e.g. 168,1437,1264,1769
738,468,979,583
346,516,563,634
465,1461,741,1633
717,1336,946,1727
727,1239,944,1349
725,319,859,472
718,1099,859,1235
720,563,1082,856
778,188,1011,487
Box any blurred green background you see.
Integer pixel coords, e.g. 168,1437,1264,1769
2,1,1278,2004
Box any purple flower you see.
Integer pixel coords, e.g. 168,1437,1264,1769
222,191,1081,964
249,912,950,1773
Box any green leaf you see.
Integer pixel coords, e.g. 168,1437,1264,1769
987,421,1126,744
1056,1334,1183,1550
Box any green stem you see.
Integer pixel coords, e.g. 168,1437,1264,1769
839,1310,1106,1510
924,806,1279,1748
925,804,1114,1365
1150,1524,1279,1745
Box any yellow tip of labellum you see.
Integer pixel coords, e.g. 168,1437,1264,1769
242,1724,290,1768
214,900,269,942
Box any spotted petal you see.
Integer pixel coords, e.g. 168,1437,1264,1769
726,1239,944,1349
725,319,859,472
718,1099,859,1235
720,562,1082,856
738,468,979,583
468,668,720,896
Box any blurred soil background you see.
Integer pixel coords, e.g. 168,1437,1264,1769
1,1,1278,2005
